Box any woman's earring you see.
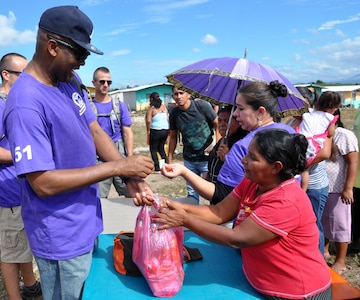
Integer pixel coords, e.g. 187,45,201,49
257,119,263,127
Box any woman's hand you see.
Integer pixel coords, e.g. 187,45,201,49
154,199,187,229
341,188,354,204
217,140,230,161
161,163,185,178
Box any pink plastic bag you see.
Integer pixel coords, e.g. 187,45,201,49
132,197,184,297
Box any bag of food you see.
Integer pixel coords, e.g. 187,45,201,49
132,197,184,297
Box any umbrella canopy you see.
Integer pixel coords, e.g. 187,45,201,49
166,57,308,118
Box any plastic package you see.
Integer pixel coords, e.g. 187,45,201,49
133,196,184,297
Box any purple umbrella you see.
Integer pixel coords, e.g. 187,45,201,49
166,57,308,118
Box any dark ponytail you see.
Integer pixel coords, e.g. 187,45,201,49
254,129,308,181
237,80,288,122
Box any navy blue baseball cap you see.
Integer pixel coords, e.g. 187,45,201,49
39,5,103,55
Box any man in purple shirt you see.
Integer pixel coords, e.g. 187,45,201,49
91,66,134,198
3,6,153,300
0,53,43,300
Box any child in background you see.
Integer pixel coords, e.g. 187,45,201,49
322,109,358,274
297,91,341,190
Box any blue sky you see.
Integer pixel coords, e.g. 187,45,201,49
1,0,360,88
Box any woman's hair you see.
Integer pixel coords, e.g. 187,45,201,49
253,129,308,180
150,92,162,109
296,86,319,107
218,105,233,115
333,108,344,128
314,91,341,111
329,108,344,161
237,80,287,121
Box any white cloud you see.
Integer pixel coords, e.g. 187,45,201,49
335,29,347,39
294,53,301,61
143,0,209,24
106,22,141,36
145,0,209,12
81,0,112,6
193,48,201,52
318,13,360,30
0,11,36,46
289,37,360,83
307,28,319,34
294,39,311,45
111,49,131,56
104,0,210,38
201,34,217,45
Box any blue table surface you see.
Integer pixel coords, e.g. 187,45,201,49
82,231,264,299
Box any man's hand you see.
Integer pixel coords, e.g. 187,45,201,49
119,155,154,178
126,177,154,200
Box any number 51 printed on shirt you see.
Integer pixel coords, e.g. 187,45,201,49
14,145,32,162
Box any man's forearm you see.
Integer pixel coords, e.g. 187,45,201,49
122,126,134,156
0,147,13,164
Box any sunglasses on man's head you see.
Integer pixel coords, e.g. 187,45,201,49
4,69,22,76
98,80,112,85
47,34,90,62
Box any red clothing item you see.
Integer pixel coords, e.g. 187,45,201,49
232,178,331,299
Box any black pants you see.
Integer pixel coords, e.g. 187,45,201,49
149,129,168,171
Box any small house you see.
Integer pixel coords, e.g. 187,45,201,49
108,83,174,112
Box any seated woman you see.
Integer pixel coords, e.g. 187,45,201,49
162,81,295,204
205,106,248,197
136,129,332,300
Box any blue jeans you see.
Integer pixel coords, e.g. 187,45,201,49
306,186,329,255
184,159,208,203
34,251,92,300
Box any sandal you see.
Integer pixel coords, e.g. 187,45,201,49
332,265,352,275
324,253,331,261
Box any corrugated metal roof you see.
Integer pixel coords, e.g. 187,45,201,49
322,85,360,92
109,82,173,94
296,84,360,92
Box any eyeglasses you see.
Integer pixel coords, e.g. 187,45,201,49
47,34,90,62
4,69,22,76
98,80,112,85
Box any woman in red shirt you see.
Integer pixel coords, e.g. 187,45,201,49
138,128,331,299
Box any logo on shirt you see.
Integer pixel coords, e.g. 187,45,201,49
72,92,86,116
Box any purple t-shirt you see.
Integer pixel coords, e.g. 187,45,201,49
218,122,296,188
0,99,21,207
92,99,132,142
3,73,103,260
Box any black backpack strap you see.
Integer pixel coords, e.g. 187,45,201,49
193,100,214,132
71,76,88,97
0,93,6,141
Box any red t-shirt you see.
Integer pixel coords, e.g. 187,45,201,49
232,178,331,299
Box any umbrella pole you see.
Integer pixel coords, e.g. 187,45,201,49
223,105,235,144
223,79,241,144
